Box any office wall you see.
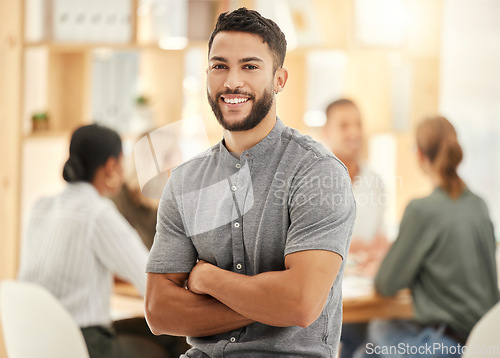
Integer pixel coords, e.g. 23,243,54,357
439,0,500,237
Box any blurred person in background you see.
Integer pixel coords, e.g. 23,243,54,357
18,124,186,358
111,136,159,250
356,116,499,358
322,99,389,274
111,127,185,250
322,98,389,358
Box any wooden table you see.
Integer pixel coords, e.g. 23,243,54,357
114,282,142,297
113,282,413,324
343,289,413,323
111,283,144,320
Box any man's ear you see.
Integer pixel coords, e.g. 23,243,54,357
104,156,118,174
274,67,288,93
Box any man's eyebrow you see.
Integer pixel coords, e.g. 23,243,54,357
240,57,264,63
209,56,264,63
209,56,227,63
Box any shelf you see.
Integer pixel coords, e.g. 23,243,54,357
24,129,71,140
23,41,206,53
24,41,141,52
22,41,353,54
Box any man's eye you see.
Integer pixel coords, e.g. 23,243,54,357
244,65,258,70
212,64,226,69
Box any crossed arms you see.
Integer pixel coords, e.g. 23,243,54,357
145,249,343,337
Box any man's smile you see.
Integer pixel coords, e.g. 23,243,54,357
221,94,251,107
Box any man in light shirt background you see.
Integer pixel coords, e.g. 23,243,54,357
322,98,390,358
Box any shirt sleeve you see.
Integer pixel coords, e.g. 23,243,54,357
284,157,356,260
375,201,433,296
91,199,149,296
146,177,198,274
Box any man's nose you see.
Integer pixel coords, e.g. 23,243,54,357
224,69,244,90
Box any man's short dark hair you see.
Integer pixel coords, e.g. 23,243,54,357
325,98,359,122
208,7,287,72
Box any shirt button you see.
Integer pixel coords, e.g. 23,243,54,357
234,222,240,228
235,163,241,169
231,185,237,191
230,337,236,343
236,263,242,270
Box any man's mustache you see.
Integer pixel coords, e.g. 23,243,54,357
216,89,255,99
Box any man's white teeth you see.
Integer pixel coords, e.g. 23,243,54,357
223,97,249,104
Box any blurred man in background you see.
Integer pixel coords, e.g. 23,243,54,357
322,99,389,358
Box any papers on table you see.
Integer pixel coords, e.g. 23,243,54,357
110,294,144,320
342,275,374,299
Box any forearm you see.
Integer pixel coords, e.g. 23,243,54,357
196,266,327,328
145,274,253,337
375,203,426,296
374,251,412,296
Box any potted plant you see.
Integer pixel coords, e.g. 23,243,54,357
31,111,49,132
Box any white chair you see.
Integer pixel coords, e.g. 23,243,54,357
462,301,500,357
0,280,89,358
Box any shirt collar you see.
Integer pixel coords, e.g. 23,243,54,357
65,181,100,198
219,117,286,165
433,185,470,198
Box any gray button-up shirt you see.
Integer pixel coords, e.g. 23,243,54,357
147,118,356,357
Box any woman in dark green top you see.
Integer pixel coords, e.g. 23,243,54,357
357,116,499,358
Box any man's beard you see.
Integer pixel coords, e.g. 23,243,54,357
207,85,274,132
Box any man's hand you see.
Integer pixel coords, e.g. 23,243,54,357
185,250,343,328
347,235,391,278
145,271,254,337
187,260,212,295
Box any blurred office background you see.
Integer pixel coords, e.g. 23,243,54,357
1,0,499,356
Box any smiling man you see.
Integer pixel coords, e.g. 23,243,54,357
145,8,356,358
